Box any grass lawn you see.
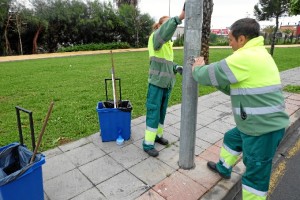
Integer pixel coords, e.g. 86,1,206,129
283,85,300,94
1,47,299,151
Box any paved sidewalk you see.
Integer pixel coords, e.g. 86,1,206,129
42,67,300,200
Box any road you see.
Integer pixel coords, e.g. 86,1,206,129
269,127,300,200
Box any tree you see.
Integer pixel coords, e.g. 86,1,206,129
118,4,153,47
0,0,12,55
200,0,213,64
115,0,139,8
254,0,290,56
290,0,300,14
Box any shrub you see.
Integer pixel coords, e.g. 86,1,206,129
57,42,131,52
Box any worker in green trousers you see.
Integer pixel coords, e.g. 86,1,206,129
143,6,185,157
192,18,289,200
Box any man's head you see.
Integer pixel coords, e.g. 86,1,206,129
228,18,260,51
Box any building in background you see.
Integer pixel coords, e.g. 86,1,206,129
279,22,300,37
211,28,229,36
172,26,184,40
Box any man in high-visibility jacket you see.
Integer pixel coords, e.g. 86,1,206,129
143,8,185,157
192,18,289,200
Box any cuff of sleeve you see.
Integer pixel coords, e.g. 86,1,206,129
174,16,182,25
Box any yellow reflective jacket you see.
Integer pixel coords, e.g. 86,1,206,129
192,36,289,135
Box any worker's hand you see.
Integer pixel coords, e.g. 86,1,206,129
179,3,185,20
192,57,205,72
176,65,183,75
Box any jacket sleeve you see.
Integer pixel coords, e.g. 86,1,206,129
153,16,182,51
192,60,240,95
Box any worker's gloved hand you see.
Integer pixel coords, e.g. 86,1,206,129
176,65,183,75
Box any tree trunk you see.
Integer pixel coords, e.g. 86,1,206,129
270,15,279,56
290,32,294,43
16,14,23,55
4,15,12,55
33,25,42,54
200,0,214,64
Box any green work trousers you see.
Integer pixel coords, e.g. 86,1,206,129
146,83,171,129
143,84,171,149
216,127,285,200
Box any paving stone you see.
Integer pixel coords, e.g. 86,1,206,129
200,109,225,120
159,132,179,145
172,121,203,131
164,113,181,126
44,193,50,200
212,102,232,113
289,110,300,129
199,98,228,109
199,172,242,200
43,153,76,181
179,157,221,189
44,169,93,200
158,143,180,170
206,120,234,134
286,102,299,113
59,138,90,152
219,114,235,125
97,170,147,200
153,171,206,200
167,103,181,112
171,108,182,117
215,139,224,147
131,124,145,142
195,138,212,149
194,145,205,156
65,143,106,167
199,148,220,163
196,127,224,144
70,188,106,200
197,104,210,113
288,94,300,101
286,98,300,106
87,133,129,154
164,124,180,135
206,144,221,155
131,116,146,126
86,132,100,141
42,147,63,159
128,157,175,186
109,144,148,168
135,189,165,200
197,114,216,126
79,155,124,185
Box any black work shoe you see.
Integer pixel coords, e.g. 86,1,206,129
144,148,159,157
155,137,169,145
207,161,231,179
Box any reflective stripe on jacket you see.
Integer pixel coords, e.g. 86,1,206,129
192,36,289,136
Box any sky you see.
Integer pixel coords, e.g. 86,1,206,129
137,0,300,28
19,0,300,29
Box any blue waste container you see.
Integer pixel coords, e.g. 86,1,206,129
96,100,132,142
0,143,45,200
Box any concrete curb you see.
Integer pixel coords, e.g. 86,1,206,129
199,93,300,200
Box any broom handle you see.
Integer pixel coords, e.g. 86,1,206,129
110,50,118,108
30,101,54,164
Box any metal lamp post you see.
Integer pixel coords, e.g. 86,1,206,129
179,0,203,169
